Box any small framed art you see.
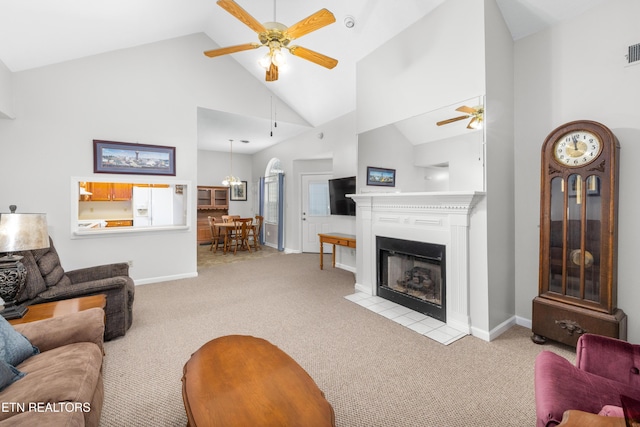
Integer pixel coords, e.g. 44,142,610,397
366,167,396,187
230,181,248,201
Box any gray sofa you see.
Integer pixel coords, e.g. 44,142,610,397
13,237,134,341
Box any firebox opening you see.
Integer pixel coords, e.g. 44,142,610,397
377,236,446,322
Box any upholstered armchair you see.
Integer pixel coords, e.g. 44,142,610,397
535,333,640,426
12,237,135,341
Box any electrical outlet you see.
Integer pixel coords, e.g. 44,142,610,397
127,260,133,268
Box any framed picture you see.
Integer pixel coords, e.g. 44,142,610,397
230,181,247,201
93,140,176,176
367,167,396,187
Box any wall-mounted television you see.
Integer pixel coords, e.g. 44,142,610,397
328,176,356,216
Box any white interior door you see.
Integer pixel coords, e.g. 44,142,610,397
301,174,332,253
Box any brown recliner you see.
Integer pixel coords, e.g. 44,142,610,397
13,237,134,341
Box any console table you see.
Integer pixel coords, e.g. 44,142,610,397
318,233,356,270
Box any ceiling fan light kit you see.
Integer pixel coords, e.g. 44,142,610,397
204,0,338,81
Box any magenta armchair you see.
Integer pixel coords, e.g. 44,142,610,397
534,334,640,426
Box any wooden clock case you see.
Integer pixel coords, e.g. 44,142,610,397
532,120,627,346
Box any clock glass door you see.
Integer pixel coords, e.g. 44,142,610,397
546,174,603,305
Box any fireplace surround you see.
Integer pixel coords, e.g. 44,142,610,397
350,191,485,335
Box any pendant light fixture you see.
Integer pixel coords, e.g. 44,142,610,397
222,139,241,186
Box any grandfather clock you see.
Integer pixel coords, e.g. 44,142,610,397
532,120,627,346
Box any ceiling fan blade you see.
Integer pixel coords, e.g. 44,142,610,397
217,0,267,34
288,46,338,69
265,63,279,81
204,43,260,58
436,115,469,126
455,105,477,114
286,9,336,39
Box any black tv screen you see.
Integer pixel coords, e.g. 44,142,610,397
328,176,356,216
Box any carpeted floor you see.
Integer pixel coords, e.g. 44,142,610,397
101,253,575,426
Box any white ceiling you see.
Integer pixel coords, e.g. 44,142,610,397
0,0,607,153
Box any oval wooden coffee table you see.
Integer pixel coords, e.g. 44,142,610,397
182,335,335,427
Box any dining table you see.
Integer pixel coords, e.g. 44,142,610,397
214,219,254,254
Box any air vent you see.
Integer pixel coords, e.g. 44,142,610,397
627,43,640,65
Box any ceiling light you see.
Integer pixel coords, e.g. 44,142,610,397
222,140,241,187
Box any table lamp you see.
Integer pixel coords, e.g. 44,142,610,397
0,205,49,319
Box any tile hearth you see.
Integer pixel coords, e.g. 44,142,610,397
344,292,466,345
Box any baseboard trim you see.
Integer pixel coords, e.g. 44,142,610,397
471,316,517,342
516,315,532,329
135,272,198,286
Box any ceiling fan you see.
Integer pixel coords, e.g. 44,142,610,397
436,105,484,129
204,0,338,82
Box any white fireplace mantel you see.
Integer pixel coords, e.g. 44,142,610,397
350,191,485,335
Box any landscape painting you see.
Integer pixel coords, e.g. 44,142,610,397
94,140,176,176
367,166,396,187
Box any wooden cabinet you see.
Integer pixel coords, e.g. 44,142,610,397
105,220,133,227
197,186,229,244
88,183,133,201
198,186,229,210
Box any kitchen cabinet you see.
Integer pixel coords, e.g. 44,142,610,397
197,186,229,210
105,220,133,227
88,183,133,201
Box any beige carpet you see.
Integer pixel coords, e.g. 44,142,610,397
101,253,574,426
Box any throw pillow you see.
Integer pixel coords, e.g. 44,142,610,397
0,359,25,391
0,316,39,366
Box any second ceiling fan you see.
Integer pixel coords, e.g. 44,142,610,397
204,0,338,82
436,105,484,129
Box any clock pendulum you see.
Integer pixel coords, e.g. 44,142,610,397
531,120,627,346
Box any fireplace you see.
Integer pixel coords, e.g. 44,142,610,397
377,236,446,322
350,191,485,336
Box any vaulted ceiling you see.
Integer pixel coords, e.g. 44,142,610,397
0,0,607,153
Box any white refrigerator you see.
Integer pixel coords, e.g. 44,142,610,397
132,186,174,226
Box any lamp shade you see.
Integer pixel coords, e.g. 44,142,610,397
0,213,49,253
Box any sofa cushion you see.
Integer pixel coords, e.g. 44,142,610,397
31,239,72,288
0,342,102,423
0,360,24,392
0,410,85,427
0,316,38,366
15,251,47,303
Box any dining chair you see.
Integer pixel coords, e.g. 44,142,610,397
207,216,225,253
229,218,253,255
247,215,264,250
221,215,240,223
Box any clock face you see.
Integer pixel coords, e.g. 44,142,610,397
553,130,602,167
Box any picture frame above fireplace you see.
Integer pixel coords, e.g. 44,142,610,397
367,167,396,187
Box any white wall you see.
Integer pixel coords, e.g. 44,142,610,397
514,0,640,342
251,111,358,255
413,132,484,191
0,59,13,119
482,0,515,334
0,33,305,283
356,0,486,135
358,125,426,193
